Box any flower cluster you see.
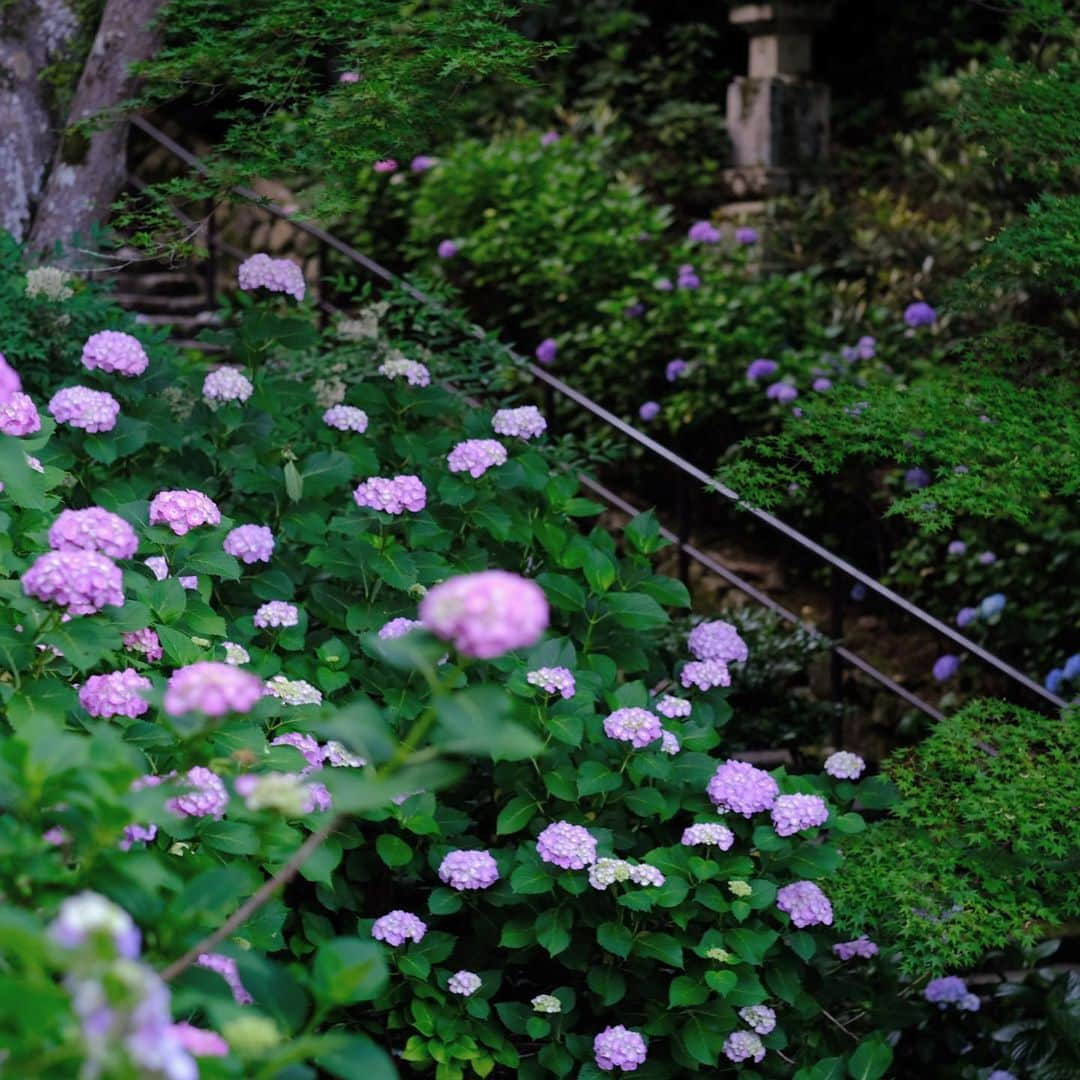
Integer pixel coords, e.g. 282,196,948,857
323,404,369,432
166,766,229,820
594,1025,647,1072
197,952,253,1004
655,695,691,718
924,975,979,1011
203,366,253,404
660,730,680,754
526,666,576,698
353,475,427,514
688,620,748,663
603,707,662,748
163,662,264,717
223,524,275,564
535,338,557,366
124,628,163,662
379,616,423,639
776,880,834,927
48,386,120,432
448,971,481,996
680,823,734,849
531,994,561,1013
22,549,125,615
79,669,152,719
149,489,221,535
234,772,330,815
438,849,500,891
707,760,779,816
688,220,720,244
0,392,41,436
771,793,829,836
680,659,730,691
254,601,299,629
378,356,430,386
537,821,598,870
833,936,879,961
81,330,148,376
492,405,546,440
904,301,937,328
371,910,427,947
265,676,323,706
739,1005,776,1035
237,253,306,301
447,439,507,478
824,750,865,780
49,507,138,560
723,1030,765,1064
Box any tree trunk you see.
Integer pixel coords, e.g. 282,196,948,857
28,0,167,254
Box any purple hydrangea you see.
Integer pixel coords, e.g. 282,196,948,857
813,377,833,392
535,338,558,366
0,392,41,436
767,382,798,403
707,760,778,816
437,239,459,259
49,507,138,560
536,821,597,869
857,335,876,359
168,767,229,819
448,971,481,996
124,627,162,662
681,823,734,849
0,351,21,405
420,570,549,659
980,593,1006,618
680,659,731,691
353,475,427,514
378,356,431,386
947,540,967,556
170,1023,229,1058
735,226,759,245
925,976,974,1008
145,556,169,581
978,550,997,565
656,695,691,719
379,616,423,640
588,858,632,890
81,330,148,376
933,654,961,682
665,358,688,382
771,793,829,836
723,1030,765,1064
739,1005,776,1035
824,751,865,780
237,253,305,301
271,732,325,769
540,130,560,146
79,668,152,719
492,406,546,440
149,489,221,536
50,891,142,958
776,880,834,927
660,730,680,754
22,549,124,614
323,404,369,432
638,401,660,422
833,936,879,960
371,910,427,947
655,277,673,292
956,606,978,628
688,220,720,244
411,155,438,172
339,70,360,83
905,467,931,489
628,864,665,887
526,666,575,698
447,439,507,478
603,707,662,748
746,358,777,382
203,366,253,404
688,620,748,664
223,524,275,564
254,601,299,629
594,1025,647,1072
48,386,119,432
438,849,500,890
197,952,253,1004
904,301,937,328
164,662,264,717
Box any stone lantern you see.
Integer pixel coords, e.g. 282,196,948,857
724,2,834,198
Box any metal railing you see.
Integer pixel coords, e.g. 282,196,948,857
126,115,1068,724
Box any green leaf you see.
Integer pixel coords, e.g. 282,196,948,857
300,451,354,499
536,572,586,612
638,575,691,609
535,908,572,957
577,761,621,797
434,688,543,761
669,974,709,1007
726,928,779,966
705,969,737,996
200,820,260,855
496,795,537,835
375,834,413,867
787,844,843,879
604,591,669,631
428,888,463,916
510,863,553,896
587,966,626,1005
176,548,241,581
284,461,304,501
316,1034,398,1080
847,1039,893,1080
314,937,388,1005
834,812,867,834
679,1014,719,1066
633,931,683,968
624,510,665,554
597,922,633,959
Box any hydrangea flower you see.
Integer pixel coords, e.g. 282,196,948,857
729,880,752,897
324,740,366,768
371,910,427,946
739,1005,776,1035
420,570,548,659
526,666,575,698
654,278,673,292
379,616,423,640
81,330,148,376
688,220,720,243
771,793,829,836
532,994,561,1013
1065,654,1080,680
0,351,20,405
323,404,369,432
447,439,507,478
437,239,459,259
833,936,879,960
22,549,124,614
823,750,865,780
353,475,427,514
767,382,798,403
594,1025,648,1072
603,707,662,748
925,976,978,1010
536,821,597,870
254,601,300,629
588,858,632,890
168,766,229,819
745,358,777,382
79,668,152,719
947,540,967,555
735,226,759,245
220,524,274,565
124,627,163,662
681,659,731,691
638,401,660,422
904,301,937,327
723,1030,765,1064
448,971,481,996
338,70,360,83
540,130,560,146
265,676,322,706
50,891,141,958
628,864,665,887
956,606,978,628
170,1023,229,1058
665,358,688,382
197,952,253,1004
48,386,120,432
378,356,431,386
656,695,691,719
978,550,997,565
1045,668,1064,694
237,253,306,301
411,155,438,172
163,662,264,717
660,730,680,754
234,772,326,815
857,335,876,359
776,880,834,927
271,733,327,769
681,823,734,849
707,760,778,816
373,159,398,173
905,467,931,489
535,338,557,366
145,556,169,581
149,490,221,535
677,264,700,289
49,507,138,560
438,849,500,890
813,377,833,392
933,654,961,681
980,593,1006,619
492,405,546,440
203,366,253,404
0,392,41,436
688,620,748,663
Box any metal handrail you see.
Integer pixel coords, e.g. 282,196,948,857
127,115,1067,716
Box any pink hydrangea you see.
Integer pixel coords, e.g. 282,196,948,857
771,793,829,836
447,439,507,478
438,849,500,890
81,330,148,376
420,570,549,659
492,406,546,440
680,658,731,691
323,405,369,432
603,707,662,749
707,759,779,816
688,620,748,663
203,366,253,404
48,507,138,560
378,356,430,386
22,549,124,614
353,475,427,514
168,766,229,819
237,253,306,301
0,351,21,405
169,1023,229,1057
373,159,398,173
776,880,834,927
824,750,866,780
149,490,221,536
254,601,299,629
163,662,264,717
48,386,119,432
536,821,597,870
79,668,152,719
594,1025,648,1072
145,556,169,581
339,70,360,83
681,823,735,848
223,524,275,564
271,731,325,769
660,730,681,754
379,616,422,639
0,392,41,436
371,910,427,946
124,627,163,662
196,952,253,1004
656,695,691,719
526,666,575,698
